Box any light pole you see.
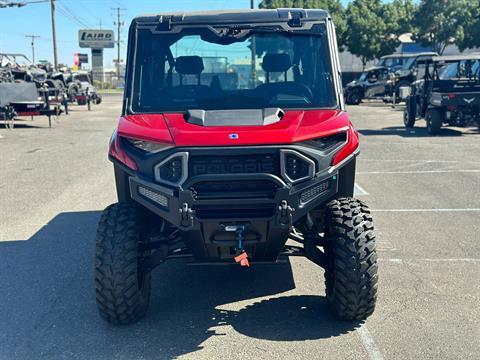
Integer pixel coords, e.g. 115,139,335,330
25,34,40,63
112,7,125,80
50,0,58,69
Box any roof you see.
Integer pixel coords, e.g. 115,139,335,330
433,54,480,62
133,8,330,26
380,52,437,59
364,66,388,72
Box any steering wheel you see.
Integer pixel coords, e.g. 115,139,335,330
264,82,314,104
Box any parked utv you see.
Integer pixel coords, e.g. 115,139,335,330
0,53,48,86
345,52,437,105
95,9,378,325
69,71,102,106
404,54,480,134
344,66,395,105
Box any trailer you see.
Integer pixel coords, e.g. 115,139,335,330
0,82,60,128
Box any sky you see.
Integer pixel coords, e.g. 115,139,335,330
0,0,352,68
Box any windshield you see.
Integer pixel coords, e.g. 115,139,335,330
129,24,337,113
439,60,480,80
74,74,91,83
0,54,32,67
377,57,406,70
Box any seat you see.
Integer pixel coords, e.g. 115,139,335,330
168,56,211,102
262,53,292,83
256,53,313,102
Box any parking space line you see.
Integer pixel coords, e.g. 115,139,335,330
371,208,480,212
358,324,384,360
357,169,480,174
379,258,480,263
354,183,369,195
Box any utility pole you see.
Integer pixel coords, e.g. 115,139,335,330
250,0,256,87
50,0,58,69
25,34,40,63
112,7,125,79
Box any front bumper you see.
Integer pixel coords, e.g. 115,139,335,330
129,168,339,230
113,144,357,261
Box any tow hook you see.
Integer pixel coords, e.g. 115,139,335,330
179,202,194,227
233,225,250,267
277,200,294,227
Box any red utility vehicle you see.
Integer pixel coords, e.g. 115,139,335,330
95,9,378,324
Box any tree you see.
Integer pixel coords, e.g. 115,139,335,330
456,2,480,51
259,0,347,50
377,0,417,56
345,0,388,68
382,0,416,36
414,0,476,54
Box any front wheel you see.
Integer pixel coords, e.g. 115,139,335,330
324,198,378,320
345,89,362,105
95,202,151,325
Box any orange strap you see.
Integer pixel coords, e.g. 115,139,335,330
234,251,250,267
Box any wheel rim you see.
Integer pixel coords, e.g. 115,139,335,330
349,92,359,104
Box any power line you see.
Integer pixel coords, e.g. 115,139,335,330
56,1,91,28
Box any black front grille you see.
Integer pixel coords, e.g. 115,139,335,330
189,154,280,177
191,180,278,200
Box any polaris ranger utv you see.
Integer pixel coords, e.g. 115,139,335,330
96,9,378,325
404,54,480,134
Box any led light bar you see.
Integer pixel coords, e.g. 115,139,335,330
138,186,168,207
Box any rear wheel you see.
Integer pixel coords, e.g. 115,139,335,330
403,108,415,128
95,202,151,325
426,109,443,135
324,198,378,320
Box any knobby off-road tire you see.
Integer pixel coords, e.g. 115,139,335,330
95,202,151,325
426,109,443,135
403,98,416,128
324,198,378,320
403,109,415,128
346,89,361,105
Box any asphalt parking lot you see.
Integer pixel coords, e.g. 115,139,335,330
1,95,479,360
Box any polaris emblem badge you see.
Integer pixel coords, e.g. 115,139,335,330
229,133,239,140
464,98,475,104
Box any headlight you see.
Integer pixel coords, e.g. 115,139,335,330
280,150,315,184
123,137,173,153
303,132,347,152
154,152,188,186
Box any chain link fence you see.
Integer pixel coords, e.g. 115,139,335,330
91,70,125,90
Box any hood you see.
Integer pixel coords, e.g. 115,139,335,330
118,109,351,147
